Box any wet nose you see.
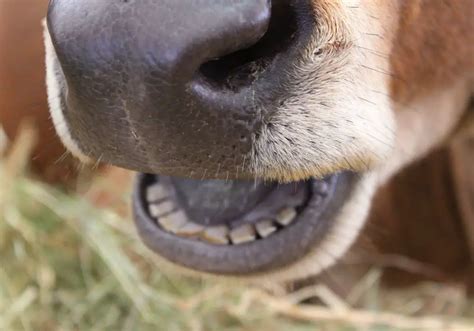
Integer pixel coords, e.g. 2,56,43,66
48,0,271,80
46,0,295,178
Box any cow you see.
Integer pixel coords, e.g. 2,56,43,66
1,0,472,291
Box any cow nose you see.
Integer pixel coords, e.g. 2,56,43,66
48,0,271,79
47,0,299,178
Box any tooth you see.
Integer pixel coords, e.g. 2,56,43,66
230,224,257,244
157,210,188,233
276,207,297,226
175,222,205,238
149,200,175,218
201,226,229,245
146,183,168,202
256,219,277,238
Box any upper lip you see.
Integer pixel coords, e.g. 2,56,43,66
46,0,315,180
132,172,356,275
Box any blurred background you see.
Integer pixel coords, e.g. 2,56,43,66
1,1,473,330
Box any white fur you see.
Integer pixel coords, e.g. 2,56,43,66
43,21,92,164
250,1,396,182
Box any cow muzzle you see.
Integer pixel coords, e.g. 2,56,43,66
46,0,365,277
47,0,310,178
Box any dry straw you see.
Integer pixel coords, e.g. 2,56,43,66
1,126,473,330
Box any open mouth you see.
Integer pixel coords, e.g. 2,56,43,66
133,172,356,275
46,0,364,277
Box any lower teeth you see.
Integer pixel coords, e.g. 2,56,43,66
229,224,257,244
147,201,296,245
144,179,310,245
255,219,277,238
202,225,230,245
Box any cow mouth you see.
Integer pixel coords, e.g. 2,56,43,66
132,172,356,275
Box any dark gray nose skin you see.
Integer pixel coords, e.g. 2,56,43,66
47,0,307,178
48,0,272,178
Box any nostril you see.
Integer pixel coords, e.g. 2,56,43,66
197,1,298,92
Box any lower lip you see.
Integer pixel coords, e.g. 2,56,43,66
132,172,354,275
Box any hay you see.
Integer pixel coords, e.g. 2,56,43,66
1,130,473,331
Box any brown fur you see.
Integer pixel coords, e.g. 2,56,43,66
0,0,77,183
372,0,474,288
367,144,472,284
390,0,474,103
